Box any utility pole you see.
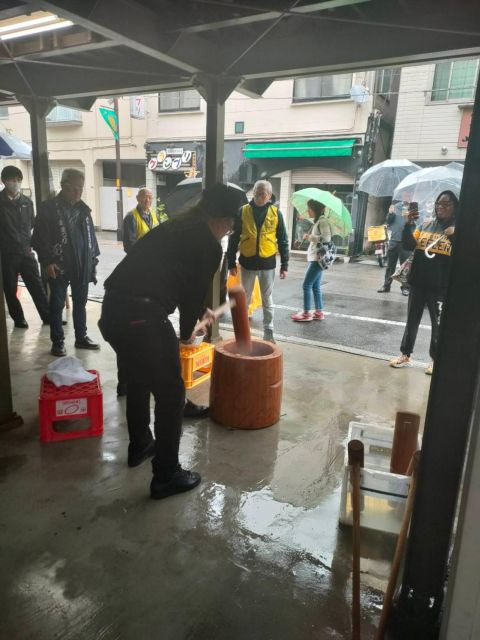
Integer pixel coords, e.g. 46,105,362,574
113,97,124,242
350,110,382,258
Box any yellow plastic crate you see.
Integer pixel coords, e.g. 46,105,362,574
179,342,215,389
367,225,387,242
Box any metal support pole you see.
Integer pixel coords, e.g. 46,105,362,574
195,74,240,339
388,71,480,640
0,255,23,431
114,97,124,242
19,96,54,211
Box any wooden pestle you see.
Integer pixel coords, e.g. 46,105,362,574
390,412,420,475
348,439,364,640
228,285,252,355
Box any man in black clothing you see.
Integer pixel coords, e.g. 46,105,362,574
32,168,100,357
0,165,50,328
99,183,245,500
227,180,289,343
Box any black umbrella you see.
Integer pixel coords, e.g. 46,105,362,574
164,178,247,217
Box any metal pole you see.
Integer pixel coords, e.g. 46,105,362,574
114,97,124,242
388,68,480,640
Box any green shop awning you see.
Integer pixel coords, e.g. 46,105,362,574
243,139,356,159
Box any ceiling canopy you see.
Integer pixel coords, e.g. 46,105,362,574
0,0,478,107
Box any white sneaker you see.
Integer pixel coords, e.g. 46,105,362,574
389,355,412,368
425,363,433,375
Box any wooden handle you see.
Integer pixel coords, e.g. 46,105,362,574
349,439,364,640
390,412,420,474
374,451,420,640
194,299,236,334
228,285,252,355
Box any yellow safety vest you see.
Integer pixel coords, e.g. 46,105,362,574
132,207,159,240
239,204,278,258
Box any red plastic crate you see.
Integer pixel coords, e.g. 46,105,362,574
39,370,103,443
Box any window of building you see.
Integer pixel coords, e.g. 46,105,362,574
375,69,394,97
158,89,200,112
431,59,479,102
234,121,245,134
0,105,8,118
293,74,352,102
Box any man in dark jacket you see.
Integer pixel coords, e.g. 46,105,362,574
227,179,289,343
377,197,411,295
32,168,100,357
0,166,50,328
99,183,245,500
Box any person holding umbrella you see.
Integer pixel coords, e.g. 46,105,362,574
389,191,457,375
377,194,412,296
291,199,332,322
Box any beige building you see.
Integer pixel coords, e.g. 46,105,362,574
0,70,388,250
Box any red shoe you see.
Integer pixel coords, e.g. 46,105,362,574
313,310,325,320
291,310,313,322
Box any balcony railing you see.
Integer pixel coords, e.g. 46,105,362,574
46,106,82,125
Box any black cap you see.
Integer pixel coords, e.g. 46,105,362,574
199,182,247,218
1,165,23,181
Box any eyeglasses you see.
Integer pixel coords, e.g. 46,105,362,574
436,202,454,209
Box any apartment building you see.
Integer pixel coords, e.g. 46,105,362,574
391,58,477,164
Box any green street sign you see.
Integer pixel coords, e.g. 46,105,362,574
99,106,118,140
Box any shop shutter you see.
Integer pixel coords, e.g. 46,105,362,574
291,167,354,185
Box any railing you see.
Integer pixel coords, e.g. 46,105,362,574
46,106,82,125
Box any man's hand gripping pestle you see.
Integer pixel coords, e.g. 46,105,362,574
194,299,237,334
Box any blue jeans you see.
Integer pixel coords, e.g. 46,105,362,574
49,272,89,344
303,261,323,312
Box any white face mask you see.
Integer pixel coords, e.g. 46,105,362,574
4,180,21,195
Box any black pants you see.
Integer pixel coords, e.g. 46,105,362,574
384,242,411,289
99,293,185,480
1,252,50,323
400,286,442,360
48,271,89,343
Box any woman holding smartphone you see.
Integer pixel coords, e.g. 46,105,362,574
389,191,457,375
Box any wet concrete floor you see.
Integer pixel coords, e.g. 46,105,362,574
0,297,430,639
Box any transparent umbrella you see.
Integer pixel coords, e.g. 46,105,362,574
393,165,463,207
358,159,421,197
291,187,352,238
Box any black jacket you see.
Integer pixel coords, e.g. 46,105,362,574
0,190,35,256
32,195,100,283
402,217,454,298
105,215,222,341
227,199,289,272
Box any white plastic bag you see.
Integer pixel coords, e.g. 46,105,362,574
46,356,96,387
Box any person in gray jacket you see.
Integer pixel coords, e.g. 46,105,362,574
377,198,411,295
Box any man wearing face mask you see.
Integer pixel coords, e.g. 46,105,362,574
32,168,100,357
0,165,50,328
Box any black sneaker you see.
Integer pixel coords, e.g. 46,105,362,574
75,336,100,350
51,342,66,357
377,286,390,293
14,319,28,328
127,440,156,468
150,468,201,500
183,399,208,418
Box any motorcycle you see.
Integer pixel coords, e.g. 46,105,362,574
367,224,389,267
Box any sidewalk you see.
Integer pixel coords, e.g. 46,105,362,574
1,295,430,639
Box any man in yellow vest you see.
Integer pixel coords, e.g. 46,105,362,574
122,187,158,253
227,179,289,343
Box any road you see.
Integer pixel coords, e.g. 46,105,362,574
92,232,432,365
